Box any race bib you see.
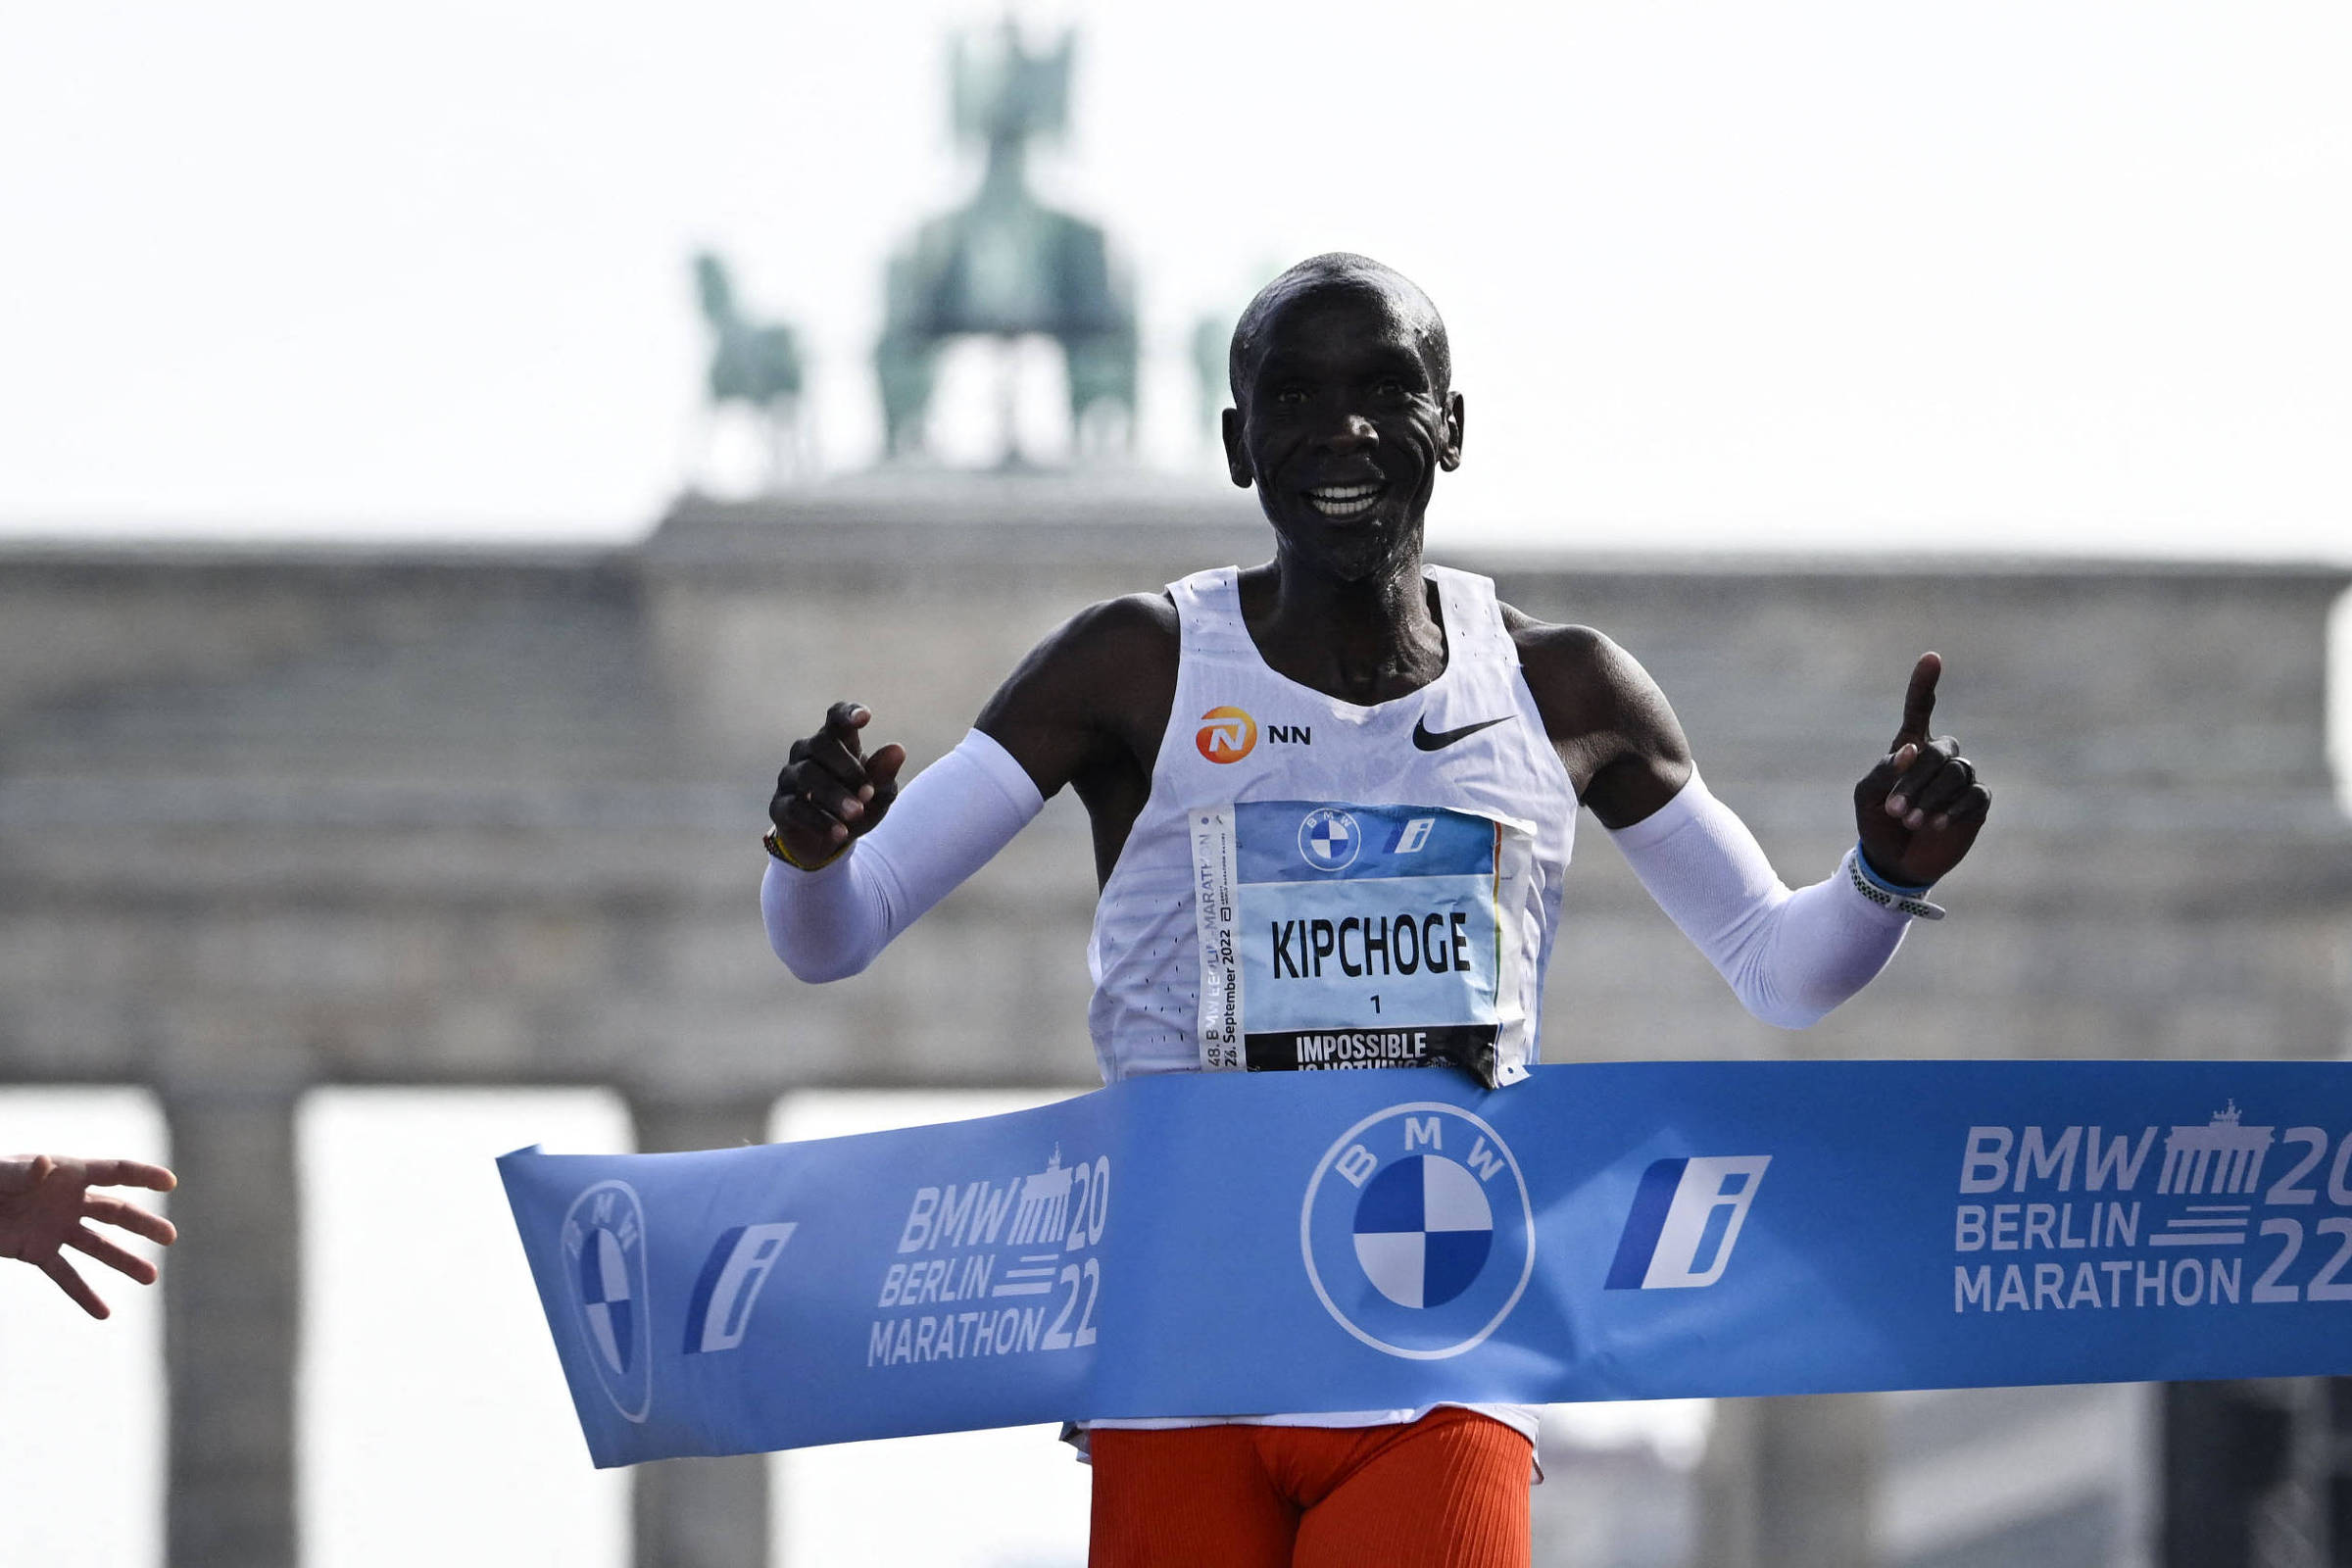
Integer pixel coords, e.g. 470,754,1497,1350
1190,802,1534,1083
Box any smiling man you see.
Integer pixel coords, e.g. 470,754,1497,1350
760,254,1988,1567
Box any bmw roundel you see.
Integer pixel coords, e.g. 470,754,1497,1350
562,1179,654,1422
1354,1153,1495,1308
1298,807,1362,872
1300,1103,1535,1358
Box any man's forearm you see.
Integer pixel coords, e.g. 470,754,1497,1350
1608,772,1913,1028
762,728,1045,981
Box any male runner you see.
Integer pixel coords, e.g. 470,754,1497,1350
762,253,1988,1567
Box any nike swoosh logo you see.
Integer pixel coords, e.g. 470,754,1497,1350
1411,713,1513,752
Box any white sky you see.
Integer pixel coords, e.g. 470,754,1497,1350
1,1,2346,559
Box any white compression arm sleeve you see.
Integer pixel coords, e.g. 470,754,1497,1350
1605,772,1914,1029
762,728,1046,983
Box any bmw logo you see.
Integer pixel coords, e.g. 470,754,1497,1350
1298,807,1361,872
1354,1154,1494,1308
1299,1103,1535,1359
562,1180,654,1422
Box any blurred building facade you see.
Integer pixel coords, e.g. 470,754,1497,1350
1,478,2347,1566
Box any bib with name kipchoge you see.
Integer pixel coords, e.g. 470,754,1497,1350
1086,565,1577,1091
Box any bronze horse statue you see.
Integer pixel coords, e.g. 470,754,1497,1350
694,251,808,488
875,24,1137,465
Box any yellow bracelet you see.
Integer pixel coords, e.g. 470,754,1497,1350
762,827,851,872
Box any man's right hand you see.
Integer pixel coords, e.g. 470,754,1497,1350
768,702,907,866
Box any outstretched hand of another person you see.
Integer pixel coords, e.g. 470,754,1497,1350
1853,653,1991,888
767,701,908,868
0,1154,177,1319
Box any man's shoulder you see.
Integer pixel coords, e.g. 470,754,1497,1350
1496,602,1613,675
1072,589,1181,639
1495,602,1663,742
1048,590,1181,666
1000,590,1179,708
975,590,1181,771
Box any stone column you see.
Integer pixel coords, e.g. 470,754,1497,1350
628,1093,778,1568
1699,1394,1883,1568
2161,1380,2298,1566
162,1082,303,1568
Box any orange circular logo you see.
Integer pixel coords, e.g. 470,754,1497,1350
1196,706,1258,764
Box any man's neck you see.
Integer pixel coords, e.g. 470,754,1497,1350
1245,548,1447,706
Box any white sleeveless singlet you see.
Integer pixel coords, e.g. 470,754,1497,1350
1082,564,1577,1448
1087,564,1577,1088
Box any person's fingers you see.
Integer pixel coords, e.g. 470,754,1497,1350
775,707,900,837
83,1194,176,1247
1884,736,1961,824
1891,653,1941,750
0,1152,59,1197
1854,743,1916,810
864,743,908,807
1935,783,1993,834
770,758,831,828
1908,754,1979,822
768,704,902,854
780,727,876,822
774,791,856,845
816,702,872,782
784,751,870,824
68,1223,157,1284
78,1158,176,1194
791,729,873,796
39,1252,108,1319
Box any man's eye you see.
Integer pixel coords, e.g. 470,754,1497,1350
1372,377,1407,398
1274,387,1309,406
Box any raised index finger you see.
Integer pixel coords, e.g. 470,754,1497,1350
823,701,871,754
1892,652,1942,750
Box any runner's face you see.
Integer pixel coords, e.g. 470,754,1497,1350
1225,285,1464,582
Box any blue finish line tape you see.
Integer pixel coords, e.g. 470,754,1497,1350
498,1061,2352,1467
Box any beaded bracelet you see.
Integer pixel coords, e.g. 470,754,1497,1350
762,827,851,872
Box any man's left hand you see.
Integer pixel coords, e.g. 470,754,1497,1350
1853,653,1990,887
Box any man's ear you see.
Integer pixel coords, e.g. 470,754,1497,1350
1221,406,1253,488
1438,391,1466,471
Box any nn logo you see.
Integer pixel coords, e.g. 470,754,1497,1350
1196,707,1258,764
1196,708,1310,763
1605,1155,1771,1290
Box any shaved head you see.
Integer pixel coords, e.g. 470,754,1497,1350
1228,254,1450,407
